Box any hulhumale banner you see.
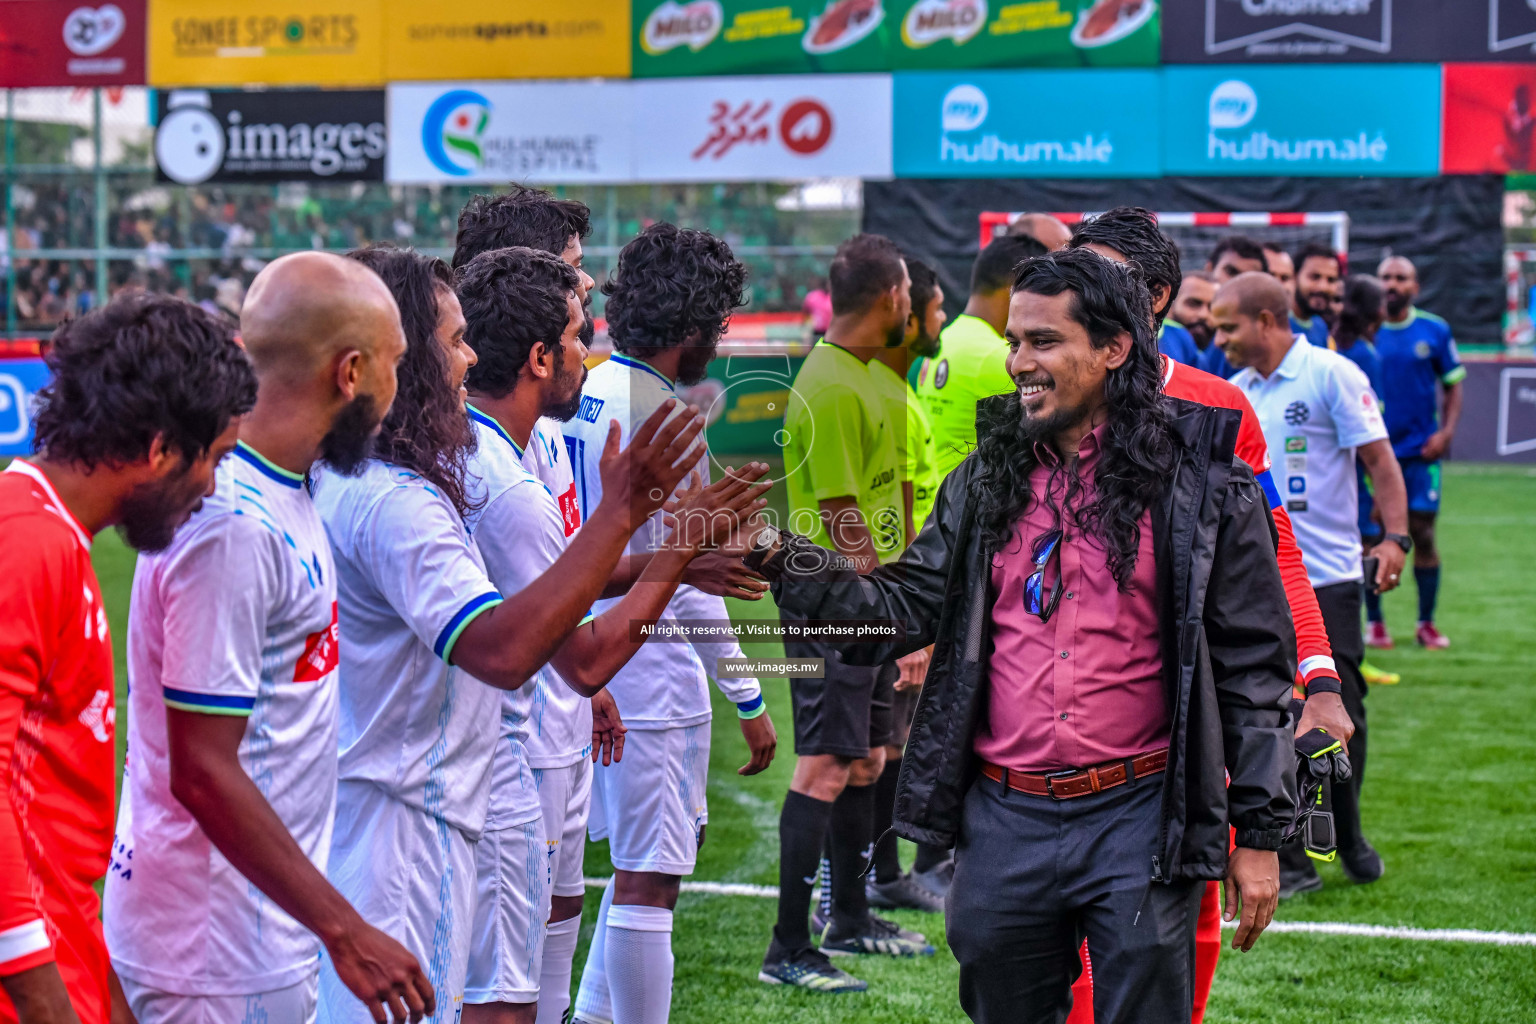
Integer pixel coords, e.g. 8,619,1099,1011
1162,64,1441,176
889,0,1159,69
387,81,635,184
0,0,147,87
892,69,1161,178
632,0,889,76
386,76,893,184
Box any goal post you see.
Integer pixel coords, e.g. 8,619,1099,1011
979,211,1352,273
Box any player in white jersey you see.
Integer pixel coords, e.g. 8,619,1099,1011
455,247,771,1024
452,190,772,1023
105,254,436,1022
315,246,714,1024
566,225,779,1024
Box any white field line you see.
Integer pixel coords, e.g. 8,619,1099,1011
582,878,1536,946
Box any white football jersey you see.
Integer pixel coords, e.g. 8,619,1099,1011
509,412,594,768
106,444,340,996
311,460,504,839
462,408,588,828
560,353,761,730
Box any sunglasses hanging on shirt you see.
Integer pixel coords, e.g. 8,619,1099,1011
1023,527,1065,624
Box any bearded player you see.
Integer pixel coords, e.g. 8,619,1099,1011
1070,209,1349,1024
454,246,769,1024
2,295,255,1024
569,225,777,1024
313,245,712,1023
104,255,437,1022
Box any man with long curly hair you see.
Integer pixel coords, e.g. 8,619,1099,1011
312,245,712,1024
567,224,778,1024
740,249,1297,1024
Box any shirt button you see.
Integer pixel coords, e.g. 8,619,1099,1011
1060,713,1069,720
1065,591,1075,600
1060,651,1069,659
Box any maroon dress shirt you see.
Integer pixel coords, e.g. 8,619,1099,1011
974,424,1172,773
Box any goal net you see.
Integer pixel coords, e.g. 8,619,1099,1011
979,211,1351,275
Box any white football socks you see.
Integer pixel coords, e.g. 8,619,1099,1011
536,914,582,1024
604,905,674,1024
572,879,615,1023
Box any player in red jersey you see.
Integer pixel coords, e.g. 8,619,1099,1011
1068,210,1349,1024
0,295,255,1024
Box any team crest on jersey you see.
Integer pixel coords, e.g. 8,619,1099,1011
556,482,580,537
1414,341,1432,359
1284,401,1310,426
294,601,340,682
934,358,950,389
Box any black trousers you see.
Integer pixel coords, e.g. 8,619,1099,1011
1283,581,1370,877
1314,581,1369,850
946,774,1201,1024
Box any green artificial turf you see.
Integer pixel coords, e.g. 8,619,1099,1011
92,463,1536,1022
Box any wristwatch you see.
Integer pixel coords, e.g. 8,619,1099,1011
1384,532,1413,554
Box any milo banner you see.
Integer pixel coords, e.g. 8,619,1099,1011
889,0,1159,68
632,0,889,76
632,0,1155,74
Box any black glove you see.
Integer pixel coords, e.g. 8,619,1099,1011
1290,727,1353,862
1296,727,1352,786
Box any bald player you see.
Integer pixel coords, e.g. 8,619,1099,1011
1006,212,1072,251
104,253,437,1022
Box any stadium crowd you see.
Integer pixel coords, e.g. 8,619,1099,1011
2,182,845,332
0,190,1465,1024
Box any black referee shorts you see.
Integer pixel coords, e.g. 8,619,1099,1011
784,633,896,760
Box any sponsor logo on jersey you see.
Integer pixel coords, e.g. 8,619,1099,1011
1284,436,1306,452
1287,499,1308,512
294,601,340,682
78,689,113,744
1288,475,1306,494
577,393,605,423
556,482,581,536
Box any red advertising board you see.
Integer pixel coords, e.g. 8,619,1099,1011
0,0,146,87
1443,63,1536,175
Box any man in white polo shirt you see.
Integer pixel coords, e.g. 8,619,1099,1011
1213,272,1410,900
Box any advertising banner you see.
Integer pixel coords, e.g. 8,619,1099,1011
383,0,630,81
0,0,147,86
1161,0,1442,63
1439,0,1536,61
1443,64,1536,175
386,81,635,184
889,0,1159,69
154,89,386,184
633,73,892,180
149,0,384,86
0,359,50,458
631,0,889,77
1162,64,1440,176
892,69,1161,178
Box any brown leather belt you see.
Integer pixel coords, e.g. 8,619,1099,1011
981,749,1168,800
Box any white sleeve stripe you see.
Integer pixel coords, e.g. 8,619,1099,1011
1299,655,1337,679
0,919,51,964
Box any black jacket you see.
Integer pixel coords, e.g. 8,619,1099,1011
761,395,1298,882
